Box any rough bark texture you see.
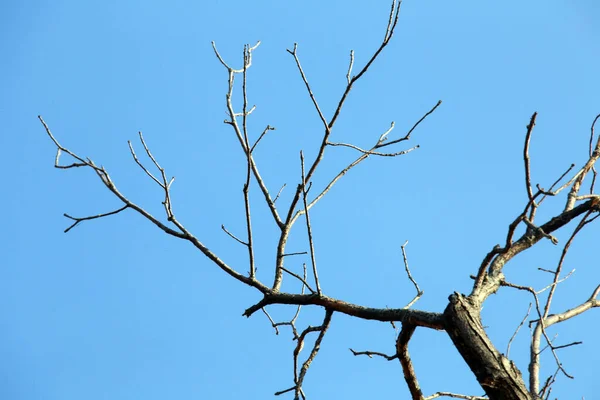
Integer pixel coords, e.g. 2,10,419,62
444,293,532,400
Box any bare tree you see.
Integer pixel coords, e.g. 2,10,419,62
40,1,600,399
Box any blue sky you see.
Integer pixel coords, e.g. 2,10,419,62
2,0,600,398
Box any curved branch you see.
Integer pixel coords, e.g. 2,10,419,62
396,324,422,400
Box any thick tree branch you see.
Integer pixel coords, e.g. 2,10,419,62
244,292,445,329
396,324,423,400
444,293,531,400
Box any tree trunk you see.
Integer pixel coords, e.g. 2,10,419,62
443,293,532,400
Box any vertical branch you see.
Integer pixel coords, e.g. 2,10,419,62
242,44,256,278
212,41,284,229
294,309,333,399
300,151,322,295
506,303,531,358
542,212,593,319
400,241,423,308
524,112,538,221
273,1,404,293
305,0,401,185
346,50,354,84
588,114,600,194
396,324,423,400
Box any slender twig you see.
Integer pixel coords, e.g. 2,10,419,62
293,309,333,399
400,241,424,308
274,183,286,203
328,141,419,157
286,44,330,134
506,303,531,358
270,265,310,340
63,205,129,233
300,151,321,295
242,44,256,279
536,269,575,294
543,212,594,319
274,386,296,397
262,307,280,335
221,224,248,246
291,140,418,228
250,125,276,153
39,116,92,169
588,114,600,193
131,132,178,222
283,251,308,257
565,118,600,211
424,393,487,400
377,121,395,144
538,366,561,400
523,113,537,206
128,139,163,187
376,100,442,149
349,348,398,361
211,40,260,73
346,50,354,84
349,348,398,360
552,341,583,350
536,163,576,207
282,266,316,294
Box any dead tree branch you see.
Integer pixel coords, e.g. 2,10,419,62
397,324,422,400
300,151,321,295
63,205,129,233
40,0,600,397
400,241,423,308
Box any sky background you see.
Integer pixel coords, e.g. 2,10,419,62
2,0,600,398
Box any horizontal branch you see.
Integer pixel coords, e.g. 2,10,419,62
63,205,129,233
243,292,445,329
543,284,600,327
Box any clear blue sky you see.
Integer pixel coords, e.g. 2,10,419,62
2,0,600,398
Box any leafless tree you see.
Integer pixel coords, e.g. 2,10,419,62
39,1,600,399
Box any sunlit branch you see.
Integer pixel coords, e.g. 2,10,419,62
400,241,423,309
242,44,256,279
